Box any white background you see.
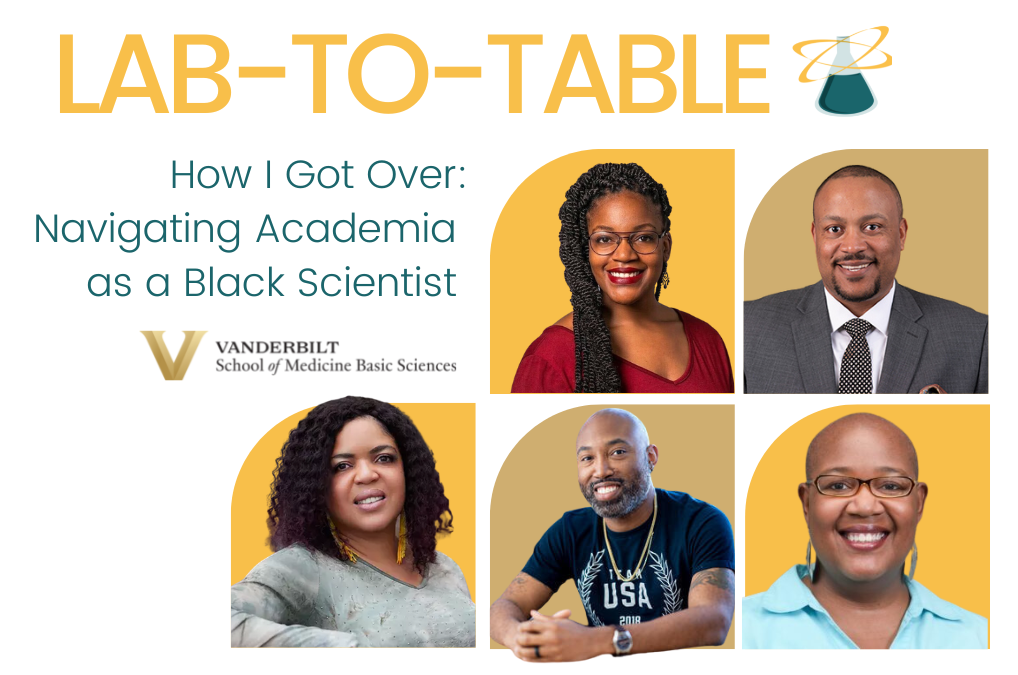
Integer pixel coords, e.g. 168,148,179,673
2,0,1013,670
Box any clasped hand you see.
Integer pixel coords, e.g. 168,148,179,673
511,609,605,662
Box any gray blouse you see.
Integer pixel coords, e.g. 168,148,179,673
231,546,476,647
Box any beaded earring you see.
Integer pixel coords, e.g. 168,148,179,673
329,518,358,563
396,510,408,564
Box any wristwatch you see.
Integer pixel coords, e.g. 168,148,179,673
612,625,633,656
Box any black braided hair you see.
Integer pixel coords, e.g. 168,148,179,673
558,163,672,393
267,396,453,575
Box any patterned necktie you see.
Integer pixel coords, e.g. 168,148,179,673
838,318,874,394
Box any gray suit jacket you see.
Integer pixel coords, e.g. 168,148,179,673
744,281,988,393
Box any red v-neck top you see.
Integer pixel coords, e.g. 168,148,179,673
510,311,734,393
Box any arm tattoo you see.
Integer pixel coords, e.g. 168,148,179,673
511,573,528,586
690,568,734,593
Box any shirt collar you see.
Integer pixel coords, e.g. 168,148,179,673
902,577,967,621
761,564,965,622
824,281,897,336
760,565,822,613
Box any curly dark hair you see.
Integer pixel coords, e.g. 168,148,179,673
267,396,453,575
558,162,673,393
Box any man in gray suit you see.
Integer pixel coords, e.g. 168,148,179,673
744,165,988,394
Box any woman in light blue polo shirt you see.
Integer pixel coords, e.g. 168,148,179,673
743,414,987,649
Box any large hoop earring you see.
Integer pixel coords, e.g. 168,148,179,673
906,543,918,581
806,539,816,581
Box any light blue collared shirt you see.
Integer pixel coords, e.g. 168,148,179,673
742,565,987,649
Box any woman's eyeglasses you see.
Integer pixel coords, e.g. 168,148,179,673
588,231,664,256
812,475,917,498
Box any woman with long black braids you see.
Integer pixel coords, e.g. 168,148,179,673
231,397,475,647
512,163,733,393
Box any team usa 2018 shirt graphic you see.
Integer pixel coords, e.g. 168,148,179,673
523,489,735,626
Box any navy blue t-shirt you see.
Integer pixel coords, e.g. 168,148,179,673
522,489,734,627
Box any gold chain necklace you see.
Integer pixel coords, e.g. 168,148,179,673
603,491,657,583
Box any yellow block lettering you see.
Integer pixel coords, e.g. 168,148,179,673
348,34,428,114
620,35,676,113
292,35,348,113
173,35,231,113
59,35,101,113
99,35,168,113
487,35,542,113
683,35,722,113
725,34,769,113
545,35,613,113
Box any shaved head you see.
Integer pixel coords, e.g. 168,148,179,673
576,408,656,519
814,165,903,221
577,408,651,450
806,413,918,480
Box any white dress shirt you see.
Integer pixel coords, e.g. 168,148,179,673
824,281,896,393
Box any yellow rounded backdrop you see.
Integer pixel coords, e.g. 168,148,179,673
490,150,735,393
490,404,735,649
231,402,476,601
745,405,989,626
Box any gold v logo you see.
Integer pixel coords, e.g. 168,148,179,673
140,331,208,380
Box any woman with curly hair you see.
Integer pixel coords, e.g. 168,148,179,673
231,397,475,647
511,162,734,393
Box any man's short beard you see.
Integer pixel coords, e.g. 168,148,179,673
833,275,881,304
581,468,651,519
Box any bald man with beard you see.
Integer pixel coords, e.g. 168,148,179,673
490,408,735,660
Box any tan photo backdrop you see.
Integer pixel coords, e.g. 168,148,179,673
744,149,987,313
489,404,735,649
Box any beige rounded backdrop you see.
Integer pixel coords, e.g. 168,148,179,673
489,404,735,649
744,149,987,313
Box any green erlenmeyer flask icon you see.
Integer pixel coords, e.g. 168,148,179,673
817,36,876,115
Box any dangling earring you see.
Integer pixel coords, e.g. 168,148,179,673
662,271,670,289
907,543,918,581
805,539,816,581
329,518,358,563
396,510,408,565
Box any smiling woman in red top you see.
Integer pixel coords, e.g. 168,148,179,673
511,163,733,393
